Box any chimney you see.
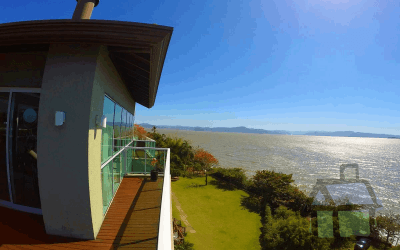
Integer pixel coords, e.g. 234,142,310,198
72,0,100,20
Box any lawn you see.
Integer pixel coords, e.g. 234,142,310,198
171,176,262,250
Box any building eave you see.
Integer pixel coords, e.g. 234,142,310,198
0,19,173,108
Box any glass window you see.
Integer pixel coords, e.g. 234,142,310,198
128,112,132,144
101,97,115,164
113,154,122,195
113,104,122,154
125,110,130,145
101,95,137,215
126,113,130,138
128,113,132,139
0,92,10,201
131,113,135,139
121,109,126,146
101,162,113,214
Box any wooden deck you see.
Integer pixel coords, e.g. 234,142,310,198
0,176,164,250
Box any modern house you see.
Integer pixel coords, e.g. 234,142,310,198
0,0,173,248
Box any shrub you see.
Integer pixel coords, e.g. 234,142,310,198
210,167,248,188
174,241,195,250
171,168,183,177
240,195,261,214
247,170,301,213
147,131,198,174
263,205,317,250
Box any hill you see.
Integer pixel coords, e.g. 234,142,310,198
138,123,400,139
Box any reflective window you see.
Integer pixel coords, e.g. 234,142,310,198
121,109,126,146
101,162,113,214
126,113,130,139
101,97,115,164
113,104,122,154
0,92,10,201
129,113,133,138
101,95,136,216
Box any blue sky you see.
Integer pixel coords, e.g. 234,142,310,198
2,0,399,134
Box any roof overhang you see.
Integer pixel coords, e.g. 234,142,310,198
0,19,173,108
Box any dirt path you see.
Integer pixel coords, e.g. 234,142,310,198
171,191,196,233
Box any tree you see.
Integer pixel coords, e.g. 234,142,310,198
375,211,400,245
146,132,197,176
179,141,194,172
263,205,317,250
194,148,218,185
134,124,148,140
248,170,297,213
194,148,218,170
264,205,273,226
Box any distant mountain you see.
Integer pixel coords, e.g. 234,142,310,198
303,131,400,138
139,123,287,134
138,123,400,139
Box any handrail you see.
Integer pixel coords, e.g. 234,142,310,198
123,146,167,150
157,148,172,250
100,140,134,169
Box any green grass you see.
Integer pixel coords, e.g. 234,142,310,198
171,176,262,250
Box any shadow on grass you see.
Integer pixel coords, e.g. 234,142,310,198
184,182,206,189
240,195,261,214
208,179,237,191
208,177,266,249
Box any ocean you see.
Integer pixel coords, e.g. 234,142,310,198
156,129,400,216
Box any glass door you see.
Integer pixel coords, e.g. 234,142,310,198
9,92,41,208
0,93,11,201
0,91,41,209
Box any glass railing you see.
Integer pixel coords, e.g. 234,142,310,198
127,139,157,174
100,140,172,249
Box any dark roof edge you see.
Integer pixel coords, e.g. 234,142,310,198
0,19,173,32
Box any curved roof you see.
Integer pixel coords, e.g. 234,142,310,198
0,19,173,108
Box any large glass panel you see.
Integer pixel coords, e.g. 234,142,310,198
0,92,10,201
9,92,41,208
126,113,130,144
113,153,122,194
127,147,133,173
129,113,133,140
101,97,115,164
121,149,126,177
121,109,126,146
101,162,113,214
125,111,129,145
131,152,147,173
113,104,122,155
128,113,132,144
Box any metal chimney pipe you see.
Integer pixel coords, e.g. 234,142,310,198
72,0,100,20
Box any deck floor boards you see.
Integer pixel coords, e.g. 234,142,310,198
0,176,164,250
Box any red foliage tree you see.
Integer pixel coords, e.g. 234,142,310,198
134,124,148,139
194,149,219,171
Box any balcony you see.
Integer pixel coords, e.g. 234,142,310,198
0,141,172,250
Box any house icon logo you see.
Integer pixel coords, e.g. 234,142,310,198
309,163,383,238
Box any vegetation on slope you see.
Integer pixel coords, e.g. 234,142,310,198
171,176,262,250
135,124,400,249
